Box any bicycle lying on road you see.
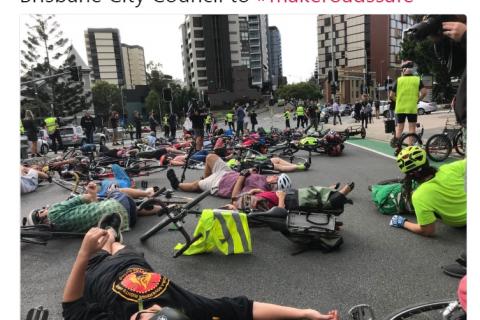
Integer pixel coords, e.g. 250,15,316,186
348,298,465,320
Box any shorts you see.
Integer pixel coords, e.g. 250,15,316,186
198,158,231,193
106,190,138,227
395,113,417,124
21,169,39,194
193,128,204,138
27,133,37,142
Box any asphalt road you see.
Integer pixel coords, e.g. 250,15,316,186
21,108,465,320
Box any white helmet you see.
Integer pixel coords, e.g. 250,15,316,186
277,173,292,191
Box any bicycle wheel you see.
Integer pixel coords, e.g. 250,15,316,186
399,133,423,149
426,134,452,162
453,131,465,156
384,299,461,320
269,144,299,157
52,177,86,194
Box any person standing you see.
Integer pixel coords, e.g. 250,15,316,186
110,111,119,146
190,104,206,151
226,109,235,132
205,113,212,134
284,108,291,128
390,61,427,145
366,100,373,124
249,109,258,132
296,103,305,128
133,111,142,140
332,101,342,125
169,112,177,139
374,100,380,119
162,113,170,138
360,98,368,129
44,114,64,154
235,104,246,136
80,111,95,144
354,100,362,123
149,111,159,137
23,110,40,157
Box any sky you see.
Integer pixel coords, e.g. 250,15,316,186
20,14,318,84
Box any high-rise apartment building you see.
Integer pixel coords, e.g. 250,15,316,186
121,44,147,89
317,15,414,102
180,15,261,106
268,26,283,89
84,28,125,86
246,15,270,88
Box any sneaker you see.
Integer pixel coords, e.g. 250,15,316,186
456,252,467,267
441,263,466,278
97,212,123,243
348,182,355,192
166,169,180,190
303,162,311,170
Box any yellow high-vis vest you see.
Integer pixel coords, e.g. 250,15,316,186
44,117,57,134
296,106,305,116
175,209,252,256
395,76,421,114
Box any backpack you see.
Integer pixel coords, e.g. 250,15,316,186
371,183,403,215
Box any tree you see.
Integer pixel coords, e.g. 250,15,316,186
400,35,455,103
20,15,89,117
275,82,323,101
145,89,161,114
91,81,122,124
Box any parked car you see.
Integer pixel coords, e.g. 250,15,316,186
104,127,126,141
340,104,352,116
59,126,107,147
277,99,286,107
417,101,438,115
380,100,437,117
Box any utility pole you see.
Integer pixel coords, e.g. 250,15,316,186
330,14,336,103
168,83,173,114
363,48,368,95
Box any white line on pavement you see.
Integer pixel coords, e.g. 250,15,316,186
345,141,397,160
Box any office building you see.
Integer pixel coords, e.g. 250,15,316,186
84,28,125,86
121,44,147,89
268,26,283,89
180,15,261,106
317,15,414,102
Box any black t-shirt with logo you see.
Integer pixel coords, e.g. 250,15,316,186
62,247,253,320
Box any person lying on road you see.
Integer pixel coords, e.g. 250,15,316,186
62,225,340,320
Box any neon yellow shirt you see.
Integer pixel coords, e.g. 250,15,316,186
412,159,466,227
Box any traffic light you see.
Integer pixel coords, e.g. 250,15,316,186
69,66,81,82
331,83,337,95
334,69,338,82
314,70,318,79
367,74,373,87
163,87,172,102
328,70,332,83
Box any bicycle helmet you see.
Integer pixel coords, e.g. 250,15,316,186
397,146,427,173
277,173,292,191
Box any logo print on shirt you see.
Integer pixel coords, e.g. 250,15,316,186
112,268,170,302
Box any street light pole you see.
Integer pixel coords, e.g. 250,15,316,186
330,14,336,103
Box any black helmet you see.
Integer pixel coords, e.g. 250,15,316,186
149,307,190,320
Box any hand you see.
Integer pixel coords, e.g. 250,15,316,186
86,182,97,195
390,215,407,228
78,228,109,257
442,22,466,42
303,309,338,320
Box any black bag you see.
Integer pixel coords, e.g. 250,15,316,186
384,119,395,134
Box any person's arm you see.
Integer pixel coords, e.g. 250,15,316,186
419,87,427,101
403,221,436,236
63,228,109,302
231,172,247,200
248,188,264,195
276,191,286,208
252,302,337,320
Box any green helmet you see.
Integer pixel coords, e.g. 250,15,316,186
227,159,240,168
397,146,427,173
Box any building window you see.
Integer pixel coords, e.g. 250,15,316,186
193,17,202,28
324,17,331,26
198,80,208,87
197,70,207,77
193,30,204,38
231,50,239,54
196,50,205,58
197,60,206,68
195,40,204,48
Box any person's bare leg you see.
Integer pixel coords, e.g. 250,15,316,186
271,159,298,172
204,153,220,178
407,121,417,145
338,184,353,196
36,170,50,180
118,188,156,198
31,141,38,155
395,122,405,140
178,180,201,192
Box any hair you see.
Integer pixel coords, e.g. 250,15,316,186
24,110,34,120
407,164,437,183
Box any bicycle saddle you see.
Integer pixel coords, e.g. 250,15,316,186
248,206,288,219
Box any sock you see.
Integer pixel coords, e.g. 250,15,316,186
296,163,305,171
